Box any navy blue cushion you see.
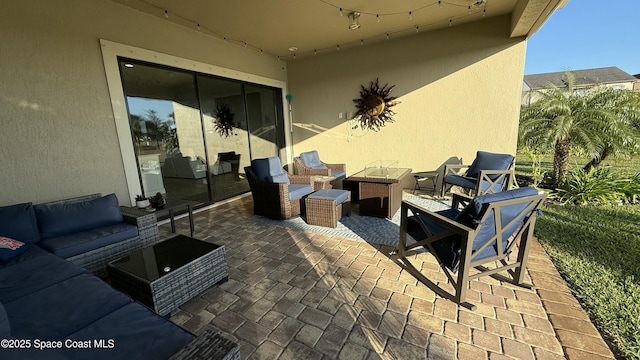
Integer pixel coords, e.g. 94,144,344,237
466,151,514,179
0,202,40,244
0,302,9,338
444,174,478,190
288,184,313,200
35,194,123,239
0,250,87,303
0,244,50,268
38,223,138,259
0,236,30,261
267,172,290,184
251,156,285,181
309,189,350,204
66,303,194,360
4,273,132,339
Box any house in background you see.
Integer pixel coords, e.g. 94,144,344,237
522,66,639,105
1,0,566,208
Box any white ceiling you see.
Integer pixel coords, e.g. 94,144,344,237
110,0,563,60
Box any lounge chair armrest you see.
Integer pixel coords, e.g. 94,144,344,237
288,174,314,186
451,193,473,210
324,162,346,172
444,164,470,176
401,200,473,234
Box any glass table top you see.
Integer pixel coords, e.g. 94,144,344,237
109,235,220,282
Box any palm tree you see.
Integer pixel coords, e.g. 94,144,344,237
581,87,640,171
519,71,639,185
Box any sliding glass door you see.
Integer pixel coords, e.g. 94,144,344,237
118,58,285,208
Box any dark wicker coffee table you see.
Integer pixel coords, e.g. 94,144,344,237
107,234,228,316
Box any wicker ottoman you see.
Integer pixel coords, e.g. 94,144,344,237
305,189,351,228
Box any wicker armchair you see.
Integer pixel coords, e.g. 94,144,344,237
294,150,346,188
245,156,314,220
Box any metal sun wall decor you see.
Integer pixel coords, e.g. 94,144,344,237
213,103,235,138
352,78,400,131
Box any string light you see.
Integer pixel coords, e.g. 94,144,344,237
438,1,442,8
196,23,200,30
409,11,413,20
314,49,317,55
336,45,340,51
376,14,380,23
483,8,486,17
360,39,364,45
164,10,169,18
449,19,452,27
415,26,419,33
468,5,471,13
339,7,343,16
386,33,390,40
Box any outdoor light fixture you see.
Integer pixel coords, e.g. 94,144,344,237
347,11,361,30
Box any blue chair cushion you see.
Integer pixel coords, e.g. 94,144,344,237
267,172,290,184
0,202,40,244
330,170,346,179
288,184,313,201
34,194,124,239
38,223,138,259
300,151,327,169
0,302,10,338
0,236,30,261
309,189,350,204
407,187,539,271
251,157,286,181
466,151,514,179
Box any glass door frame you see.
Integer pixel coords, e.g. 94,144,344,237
101,39,291,206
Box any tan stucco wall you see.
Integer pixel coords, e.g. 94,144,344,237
287,15,526,189
0,0,285,206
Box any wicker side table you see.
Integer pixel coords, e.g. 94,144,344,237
169,329,240,360
305,189,351,228
312,175,336,190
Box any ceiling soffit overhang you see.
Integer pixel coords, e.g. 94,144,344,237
511,0,568,38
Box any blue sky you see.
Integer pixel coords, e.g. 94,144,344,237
524,0,640,76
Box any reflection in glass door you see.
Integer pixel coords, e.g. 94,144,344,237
197,75,250,201
119,60,209,206
245,85,285,159
118,58,286,208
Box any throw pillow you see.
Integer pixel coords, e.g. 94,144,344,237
0,236,29,261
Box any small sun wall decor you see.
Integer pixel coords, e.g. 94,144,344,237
352,78,400,131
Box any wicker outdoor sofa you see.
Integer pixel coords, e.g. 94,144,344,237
35,193,159,278
0,193,240,359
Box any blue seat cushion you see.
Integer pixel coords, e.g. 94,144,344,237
38,223,138,259
66,303,194,360
330,170,346,179
4,273,132,339
0,202,40,244
300,151,327,169
288,184,313,201
251,157,289,183
466,151,514,179
35,194,124,239
0,249,87,303
309,189,350,204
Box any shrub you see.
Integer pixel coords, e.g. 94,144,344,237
618,173,640,204
556,167,623,205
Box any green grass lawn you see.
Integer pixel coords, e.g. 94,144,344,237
516,153,640,359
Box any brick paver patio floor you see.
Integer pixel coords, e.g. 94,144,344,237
163,194,615,359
